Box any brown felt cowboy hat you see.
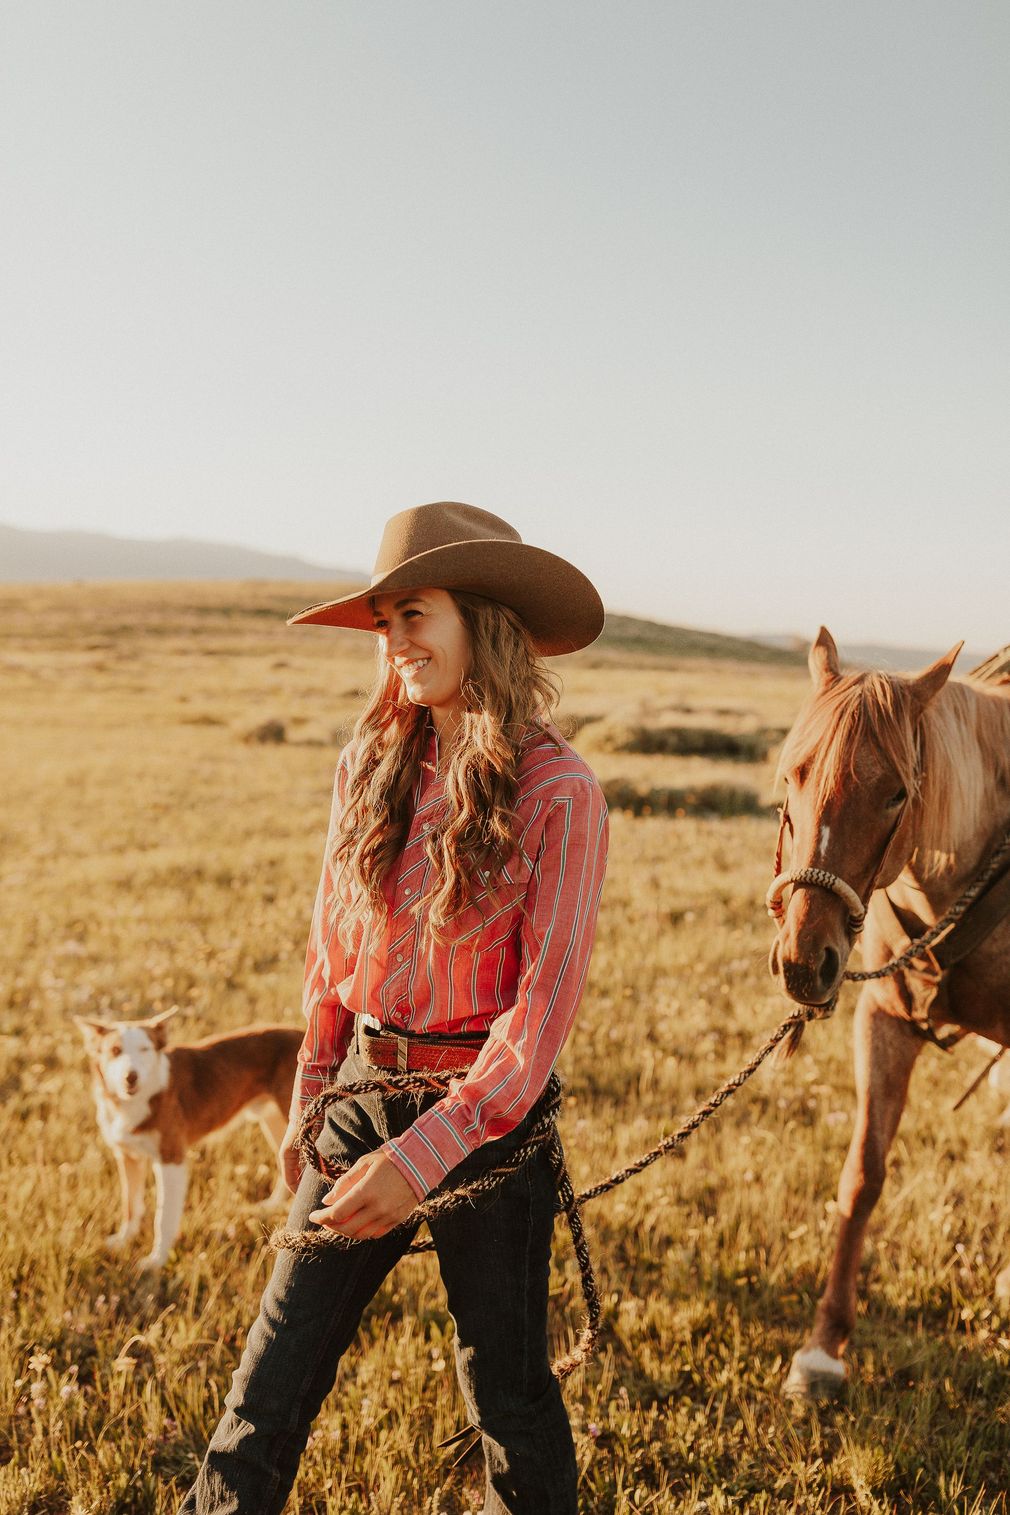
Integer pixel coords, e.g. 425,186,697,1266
287,501,605,656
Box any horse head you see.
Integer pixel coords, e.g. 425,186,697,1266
768,627,962,1006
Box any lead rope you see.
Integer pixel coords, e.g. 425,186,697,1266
767,816,1010,1056
269,825,1010,1466
270,999,832,1463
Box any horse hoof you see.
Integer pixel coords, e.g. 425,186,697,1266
784,1347,847,1400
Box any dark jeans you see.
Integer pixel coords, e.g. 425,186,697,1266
178,1050,578,1514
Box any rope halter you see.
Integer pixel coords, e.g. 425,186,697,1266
765,790,912,940
765,867,867,936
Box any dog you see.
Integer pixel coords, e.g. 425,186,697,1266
75,1009,304,1271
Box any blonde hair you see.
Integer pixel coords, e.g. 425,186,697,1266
329,591,562,945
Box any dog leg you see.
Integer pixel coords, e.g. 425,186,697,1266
139,1162,188,1271
105,1150,146,1251
252,1100,294,1211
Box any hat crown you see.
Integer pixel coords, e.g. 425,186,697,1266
371,502,522,582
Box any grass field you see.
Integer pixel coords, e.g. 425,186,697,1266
3,582,1009,1514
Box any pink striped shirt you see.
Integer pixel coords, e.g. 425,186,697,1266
296,721,609,1199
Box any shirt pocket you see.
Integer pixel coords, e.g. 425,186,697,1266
446,861,525,950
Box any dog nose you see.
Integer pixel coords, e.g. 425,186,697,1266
126,1071,138,1090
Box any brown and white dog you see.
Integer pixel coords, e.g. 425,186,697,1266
74,1010,304,1271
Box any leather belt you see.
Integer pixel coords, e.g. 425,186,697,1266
355,1021,487,1074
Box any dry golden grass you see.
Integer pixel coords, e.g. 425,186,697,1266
2,582,1010,1514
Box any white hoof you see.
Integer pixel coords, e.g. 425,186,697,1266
784,1346,847,1400
137,1251,166,1274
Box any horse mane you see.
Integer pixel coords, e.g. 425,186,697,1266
777,672,1010,872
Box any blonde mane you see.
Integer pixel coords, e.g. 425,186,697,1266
777,672,1010,871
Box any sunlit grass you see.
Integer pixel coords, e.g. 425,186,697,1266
2,583,1009,1513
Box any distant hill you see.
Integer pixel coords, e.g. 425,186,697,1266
0,522,363,584
7,522,992,672
597,614,804,665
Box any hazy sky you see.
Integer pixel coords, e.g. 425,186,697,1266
2,3,1007,645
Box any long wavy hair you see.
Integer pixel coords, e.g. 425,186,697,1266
328,591,562,946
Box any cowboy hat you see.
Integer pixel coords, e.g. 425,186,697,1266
287,501,604,656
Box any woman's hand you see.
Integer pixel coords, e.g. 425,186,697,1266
308,1152,419,1239
279,1121,305,1197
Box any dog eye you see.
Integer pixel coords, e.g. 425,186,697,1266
110,1044,122,1057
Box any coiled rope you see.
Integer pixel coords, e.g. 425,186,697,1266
270,832,1010,1401
270,998,835,1388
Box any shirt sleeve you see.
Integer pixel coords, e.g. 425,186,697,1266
294,748,358,1113
379,777,609,1198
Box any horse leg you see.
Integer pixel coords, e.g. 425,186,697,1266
785,990,922,1398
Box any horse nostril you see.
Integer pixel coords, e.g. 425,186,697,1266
769,939,782,978
818,945,840,992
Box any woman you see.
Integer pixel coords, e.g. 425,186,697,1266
180,502,609,1515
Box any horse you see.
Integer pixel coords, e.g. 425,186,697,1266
767,627,1010,1398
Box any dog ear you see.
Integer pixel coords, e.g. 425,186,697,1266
74,1016,111,1048
142,1006,180,1050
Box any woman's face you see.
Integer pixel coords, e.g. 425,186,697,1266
371,587,471,732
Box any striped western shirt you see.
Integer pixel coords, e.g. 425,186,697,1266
296,720,609,1199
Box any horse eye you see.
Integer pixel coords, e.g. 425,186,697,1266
886,788,907,809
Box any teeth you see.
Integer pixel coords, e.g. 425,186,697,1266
400,658,430,675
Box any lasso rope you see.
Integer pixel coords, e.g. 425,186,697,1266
270,999,835,1385
272,836,1010,1387
267,822,1010,1460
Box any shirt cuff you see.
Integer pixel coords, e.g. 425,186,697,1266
379,1102,480,1200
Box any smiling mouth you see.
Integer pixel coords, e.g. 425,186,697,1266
398,658,431,676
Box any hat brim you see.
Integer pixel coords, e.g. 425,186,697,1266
287,539,604,657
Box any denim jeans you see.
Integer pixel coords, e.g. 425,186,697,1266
178,1049,578,1514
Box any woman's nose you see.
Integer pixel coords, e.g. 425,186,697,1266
383,624,408,657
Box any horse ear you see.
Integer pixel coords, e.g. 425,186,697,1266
909,642,963,710
808,626,841,689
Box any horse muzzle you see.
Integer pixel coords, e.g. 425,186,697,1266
769,935,843,1006
767,875,859,1005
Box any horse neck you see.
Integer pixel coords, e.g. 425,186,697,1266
899,680,1010,908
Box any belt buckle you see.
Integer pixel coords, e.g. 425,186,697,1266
396,1035,409,1073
